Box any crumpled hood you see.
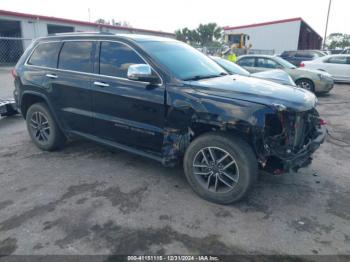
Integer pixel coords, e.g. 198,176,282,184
187,75,317,112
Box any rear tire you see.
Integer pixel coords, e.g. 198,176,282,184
183,132,258,204
26,103,66,151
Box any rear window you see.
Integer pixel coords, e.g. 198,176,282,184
58,41,94,73
27,42,61,68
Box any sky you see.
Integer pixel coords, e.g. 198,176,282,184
1,0,349,36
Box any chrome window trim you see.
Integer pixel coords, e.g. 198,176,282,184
24,39,164,86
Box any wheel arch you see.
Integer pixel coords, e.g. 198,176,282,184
20,91,66,135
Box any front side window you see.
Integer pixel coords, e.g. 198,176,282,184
58,41,93,73
237,57,255,67
327,56,347,64
28,42,61,68
99,42,145,78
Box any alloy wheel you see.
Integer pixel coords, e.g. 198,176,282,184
30,111,50,143
297,80,312,91
192,147,239,193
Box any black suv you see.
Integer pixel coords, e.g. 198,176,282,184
13,33,326,204
280,50,325,66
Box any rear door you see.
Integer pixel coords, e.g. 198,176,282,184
46,40,96,134
91,41,165,152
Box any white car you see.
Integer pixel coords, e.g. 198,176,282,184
301,55,350,83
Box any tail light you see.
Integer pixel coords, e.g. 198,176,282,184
319,119,327,126
11,68,17,78
299,63,305,68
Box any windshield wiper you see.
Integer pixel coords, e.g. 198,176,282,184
183,72,228,81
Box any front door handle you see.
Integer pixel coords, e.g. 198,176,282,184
93,81,110,87
46,74,58,79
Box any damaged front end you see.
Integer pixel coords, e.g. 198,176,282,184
259,107,327,174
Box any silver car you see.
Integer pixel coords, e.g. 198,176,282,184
237,55,334,94
211,56,296,86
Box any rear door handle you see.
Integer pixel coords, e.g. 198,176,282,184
45,73,58,79
93,81,110,87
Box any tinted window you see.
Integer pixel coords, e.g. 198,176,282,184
28,42,61,68
281,51,296,57
237,57,255,67
256,58,279,69
295,52,313,58
327,56,347,64
99,42,144,78
58,41,93,73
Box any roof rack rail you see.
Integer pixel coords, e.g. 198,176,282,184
53,31,115,36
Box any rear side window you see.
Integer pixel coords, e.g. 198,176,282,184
28,42,61,68
237,57,255,67
99,41,144,78
58,41,94,73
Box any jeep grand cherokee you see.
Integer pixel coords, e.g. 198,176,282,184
13,33,327,204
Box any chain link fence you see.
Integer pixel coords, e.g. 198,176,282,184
0,37,32,65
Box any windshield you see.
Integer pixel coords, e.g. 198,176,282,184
274,56,296,69
211,56,250,76
141,41,228,80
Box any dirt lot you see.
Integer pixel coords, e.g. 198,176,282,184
0,66,350,256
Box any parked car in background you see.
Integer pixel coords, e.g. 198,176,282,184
280,50,325,67
341,48,350,54
211,56,296,86
14,33,327,204
301,55,350,83
237,55,334,93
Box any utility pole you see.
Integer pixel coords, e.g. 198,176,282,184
88,8,91,22
323,0,332,49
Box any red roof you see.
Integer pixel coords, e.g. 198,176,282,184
223,17,303,30
0,9,175,37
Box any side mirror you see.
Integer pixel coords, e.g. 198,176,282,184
127,64,159,84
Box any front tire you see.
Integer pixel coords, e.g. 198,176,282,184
26,103,66,151
296,79,315,92
183,133,258,204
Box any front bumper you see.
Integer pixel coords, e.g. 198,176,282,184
316,78,334,93
283,125,327,171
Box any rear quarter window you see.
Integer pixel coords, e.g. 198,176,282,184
27,42,61,68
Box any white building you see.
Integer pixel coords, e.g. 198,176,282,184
223,17,322,54
0,9,175,63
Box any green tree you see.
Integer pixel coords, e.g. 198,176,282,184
175,23,223,47
327,33,350,49
196,23,222,46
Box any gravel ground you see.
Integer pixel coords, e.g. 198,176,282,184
0,66,349,256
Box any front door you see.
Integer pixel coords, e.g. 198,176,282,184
91,41,165,153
